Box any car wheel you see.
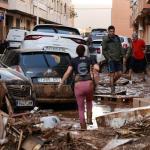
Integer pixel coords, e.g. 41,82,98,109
100,63,108,73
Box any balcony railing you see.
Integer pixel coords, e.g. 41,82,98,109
0,0,8,9
132,0,150,20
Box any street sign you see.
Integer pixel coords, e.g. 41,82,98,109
0,12,4,21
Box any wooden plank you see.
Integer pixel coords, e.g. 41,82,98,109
96,106,150,129
133,98,150,107
94,94,140,99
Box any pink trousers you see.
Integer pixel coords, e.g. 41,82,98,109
74,80,94,124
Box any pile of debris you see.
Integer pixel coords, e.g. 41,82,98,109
0,109,116,150
95,74,150,98
0,106,150,149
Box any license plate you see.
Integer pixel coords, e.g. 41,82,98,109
37,78,61,83
16,100,33,107
9,42,21,48
43,46,65,52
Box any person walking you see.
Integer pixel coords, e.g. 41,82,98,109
127,33,146,80
58,45,99,130
102,25,125,94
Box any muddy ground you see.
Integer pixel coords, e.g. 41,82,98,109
1,74,150,150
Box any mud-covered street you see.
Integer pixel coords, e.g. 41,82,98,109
1,73,150,150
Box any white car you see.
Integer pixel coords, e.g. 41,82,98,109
89,39,105,64
119,35,131,49
22,24,89,58
6,28,29,48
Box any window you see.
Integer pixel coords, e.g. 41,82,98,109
26,20,31,31
16,18,20,28
119,37,124,43
20,52,70,68
33,26,56,33
56,27,80,35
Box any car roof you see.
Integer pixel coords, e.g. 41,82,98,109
33,24,79,30
92,28,107,31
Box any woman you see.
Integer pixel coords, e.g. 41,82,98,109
58,45,99,129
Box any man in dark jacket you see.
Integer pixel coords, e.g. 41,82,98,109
102,25,125,94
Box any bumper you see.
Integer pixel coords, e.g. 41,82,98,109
33,84,74,103
36,98,75,103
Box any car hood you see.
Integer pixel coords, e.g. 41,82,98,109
0,67,29,82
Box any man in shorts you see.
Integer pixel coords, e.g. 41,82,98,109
127,33,146,80
102,25,125,94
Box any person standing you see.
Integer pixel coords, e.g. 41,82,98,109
102,25,125,94
58,45,99,129
127,33,146,80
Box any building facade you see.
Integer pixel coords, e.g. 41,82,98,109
112,0,133,37
0,0,75,42
130,0,150,44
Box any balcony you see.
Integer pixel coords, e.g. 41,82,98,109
0,0,8,9
132,0,150,21
8,0,31,14
137,0,150,15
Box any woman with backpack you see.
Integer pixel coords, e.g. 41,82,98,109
58,44,99,129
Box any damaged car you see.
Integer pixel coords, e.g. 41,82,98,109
0,63,35,112
1,47,74,104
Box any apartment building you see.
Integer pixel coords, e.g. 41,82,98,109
112,0,133,37
130,0,150,44
0,0,75,42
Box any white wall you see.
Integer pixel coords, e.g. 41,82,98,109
74,5,111,30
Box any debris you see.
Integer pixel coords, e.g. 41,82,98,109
102,138,134,150
0,112,8,145
40,116,60,129
17,130,23,150
21,136,44,150
96,106,150,128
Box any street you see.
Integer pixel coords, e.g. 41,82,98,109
0,0,150,149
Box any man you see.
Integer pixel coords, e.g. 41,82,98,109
102,25,125,94
127,33,146,80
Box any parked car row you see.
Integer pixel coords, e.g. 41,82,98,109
1,47,74,104
86,28,132,73
0,24,87,111
0,25,133,111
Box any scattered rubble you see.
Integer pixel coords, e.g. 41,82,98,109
96,106,150,128
0,73,149,149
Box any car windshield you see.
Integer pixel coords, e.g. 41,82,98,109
119,37,124,43
33,25,80,35
92,29,107,34
33,26,56,33
56,27,80,35
20,52,70,68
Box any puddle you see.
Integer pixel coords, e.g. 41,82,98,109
54,100,134,130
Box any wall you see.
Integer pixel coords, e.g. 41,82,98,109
112,0,133,37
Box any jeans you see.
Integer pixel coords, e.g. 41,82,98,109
74,80,93,124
